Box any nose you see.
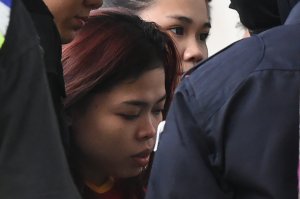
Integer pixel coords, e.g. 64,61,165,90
84,0,103,10
136,116,157,141
183,39,206,67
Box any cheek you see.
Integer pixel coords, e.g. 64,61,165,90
150,115,163,135
169,37,185,57
201,44,208,58
163,31,185,58
72,117,134,158
72,124,127,172
72,125,105,157
71,115,107,154
155,115,163,126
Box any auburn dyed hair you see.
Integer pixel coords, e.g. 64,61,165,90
62,8,180,199
62,8,180,118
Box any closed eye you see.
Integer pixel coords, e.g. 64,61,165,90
118,113,139,121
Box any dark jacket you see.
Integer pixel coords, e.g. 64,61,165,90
0,0,80,198
23,0,69,150
146,1,300,198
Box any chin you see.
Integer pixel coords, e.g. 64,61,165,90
61,37,74,44
60,32,76,44
117,168,143,179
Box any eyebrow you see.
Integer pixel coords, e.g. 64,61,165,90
122,95,167,107
166,15,211,29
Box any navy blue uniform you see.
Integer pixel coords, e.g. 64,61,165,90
146,1,300,198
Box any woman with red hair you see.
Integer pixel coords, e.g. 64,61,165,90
62,8,180,199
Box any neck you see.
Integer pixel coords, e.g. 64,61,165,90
85,177,115,194
79,162,108,186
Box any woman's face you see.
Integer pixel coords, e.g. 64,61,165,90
71,68,166,183
139,0,211,74
43,0,103,44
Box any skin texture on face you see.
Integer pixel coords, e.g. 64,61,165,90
71,68,166,185
43,0,103,44
139,0,211,74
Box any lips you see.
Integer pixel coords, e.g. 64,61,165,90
74,16,88,29
131,149,152,167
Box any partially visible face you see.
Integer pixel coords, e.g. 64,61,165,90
43,0,103,44
71,68,166,183
139,0,211,74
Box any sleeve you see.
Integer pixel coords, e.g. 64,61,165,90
145,81,227,199
217,71,298,198
146,70,299,199
0,1,81,198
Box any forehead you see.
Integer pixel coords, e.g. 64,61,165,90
91,68,166,107
140,0,209,26
145,0,208,18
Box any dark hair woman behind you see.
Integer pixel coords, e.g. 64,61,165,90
102,0,212,75
62,8,180,199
